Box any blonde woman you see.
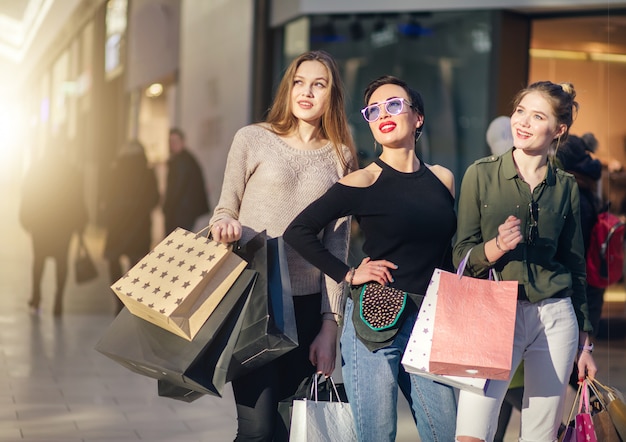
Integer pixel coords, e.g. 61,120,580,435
209,50,356,441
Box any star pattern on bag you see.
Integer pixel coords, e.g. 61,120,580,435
111,227,232,316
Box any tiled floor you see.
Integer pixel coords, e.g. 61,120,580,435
1,174,625,441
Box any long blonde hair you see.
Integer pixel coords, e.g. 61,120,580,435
265,50,357,174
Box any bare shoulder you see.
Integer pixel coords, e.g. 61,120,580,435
339,162,382,188
426,163,455,197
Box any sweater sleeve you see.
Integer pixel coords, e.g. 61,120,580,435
319,215,351,320
284,183,354,283
209,129,252,225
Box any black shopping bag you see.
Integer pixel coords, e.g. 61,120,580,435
95,269,257,398
227,233,298,381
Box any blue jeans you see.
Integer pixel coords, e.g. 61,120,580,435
341,298,457,442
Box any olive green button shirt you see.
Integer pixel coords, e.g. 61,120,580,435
453,150,592,332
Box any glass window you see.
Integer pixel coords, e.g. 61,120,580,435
280,11,494,181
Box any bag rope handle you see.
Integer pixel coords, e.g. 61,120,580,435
565,382,582,427
457,247,499,282
587,376,608,409
308,374,345,405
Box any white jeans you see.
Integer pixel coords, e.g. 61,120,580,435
456,297,579,442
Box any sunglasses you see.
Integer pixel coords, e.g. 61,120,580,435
528,201,538,245
360,98,413,123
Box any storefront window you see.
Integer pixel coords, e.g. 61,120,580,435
280,11,494,181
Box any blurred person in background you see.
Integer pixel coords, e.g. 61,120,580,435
163,128,210,234
102,140,159,313
486,115,514,157
582,131,623,173
19,148,87,316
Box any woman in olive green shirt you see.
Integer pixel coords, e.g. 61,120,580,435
453,81,597,442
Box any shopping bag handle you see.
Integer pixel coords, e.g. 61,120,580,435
308,374,343,403
589,377,619,402
457,247,499,281
579,379,592,414
195,225,212,238
587,376,608,409
196,224,238,250
565,382,582,426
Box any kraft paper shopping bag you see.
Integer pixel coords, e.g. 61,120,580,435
111,227,247,340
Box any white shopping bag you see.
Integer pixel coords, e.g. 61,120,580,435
289,376,357,442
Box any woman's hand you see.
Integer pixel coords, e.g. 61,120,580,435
576,332,598,381
486,215,523,262
210,218,242,244
496,215,523,251
347,256,398,286
309,320,338,376
577,350,597,381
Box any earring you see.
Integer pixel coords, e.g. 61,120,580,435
373,140,379,153
415,130,423,146
554,136,561,154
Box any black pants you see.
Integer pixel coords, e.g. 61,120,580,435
232,293,322,442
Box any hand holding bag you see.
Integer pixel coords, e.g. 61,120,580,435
110,226,247,340
289,375,357,442
75,234,98,284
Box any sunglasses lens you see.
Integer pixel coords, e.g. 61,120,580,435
363,106,379,122
386,99,404,115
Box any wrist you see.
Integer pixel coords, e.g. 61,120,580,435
346,267,356,286
495,235,507,252
578,343,594,354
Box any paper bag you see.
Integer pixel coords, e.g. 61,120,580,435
96,269,257,397
401,269,490,395
289,375,357,442
227,233,298,380
428,265,518,379
111,227,247,340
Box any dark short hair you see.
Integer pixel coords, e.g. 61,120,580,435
169,128,185,140
363,75,425,124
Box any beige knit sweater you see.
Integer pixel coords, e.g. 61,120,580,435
209,124,351,320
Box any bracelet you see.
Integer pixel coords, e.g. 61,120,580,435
347,267,356,286
578,343,594,353
495,235,506,252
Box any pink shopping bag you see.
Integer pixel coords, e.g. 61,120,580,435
428,250,518,380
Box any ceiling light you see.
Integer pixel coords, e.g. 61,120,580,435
146,83,163,98
530,49,588,60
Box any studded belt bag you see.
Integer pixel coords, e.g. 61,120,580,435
350,283,423,352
